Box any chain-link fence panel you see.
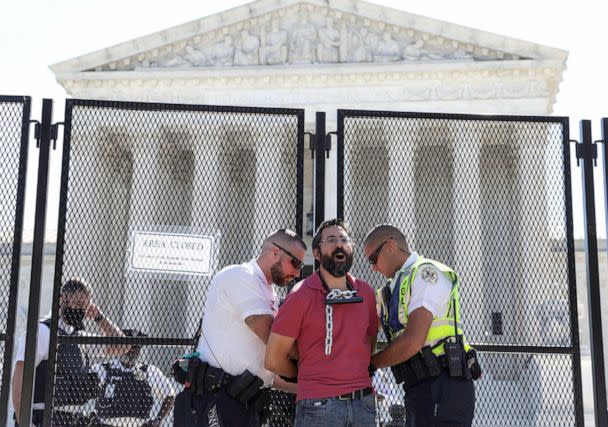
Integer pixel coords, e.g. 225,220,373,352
337,110,582,426
0,96,30,425
44,99,304,425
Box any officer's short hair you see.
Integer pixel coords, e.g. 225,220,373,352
312,218,351,251
264,229,307,251
363,224,410,252
61,278,91,296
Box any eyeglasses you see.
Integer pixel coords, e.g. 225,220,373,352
272,243,305,271
319,236,353,247
367,238,392,265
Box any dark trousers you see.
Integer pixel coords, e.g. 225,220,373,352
17,410,92,427
404,370,475,427
173,388,261,427
14,410,43,427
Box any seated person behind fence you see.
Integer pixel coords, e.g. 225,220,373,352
173,229,305,427
11,278,126,427
90,329,176,426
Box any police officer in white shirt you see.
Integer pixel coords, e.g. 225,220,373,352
364,224,477,427
12,278,126,426
91,329,176,426
173,229,306,427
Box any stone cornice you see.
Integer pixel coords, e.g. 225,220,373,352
50,0,567,74
57,59,564,112
57,59,564,83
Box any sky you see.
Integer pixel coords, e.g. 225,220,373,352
0,0,607,240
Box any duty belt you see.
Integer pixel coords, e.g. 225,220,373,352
202,365,234,391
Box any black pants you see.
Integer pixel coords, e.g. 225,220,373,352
404,371,475,427
18,410,93,427
14,410,43,427
173,388,261,427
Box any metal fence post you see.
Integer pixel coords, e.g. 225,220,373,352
19,99,54,427
578,119,608,426
0,96,31,427
315,111,326,230
601,118,608,263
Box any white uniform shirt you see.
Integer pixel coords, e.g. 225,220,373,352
15,318,85,412
196,259,278,386
16,318,74,366
391,252,452,317
90,358,176,426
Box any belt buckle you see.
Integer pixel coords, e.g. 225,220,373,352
338,392,353,401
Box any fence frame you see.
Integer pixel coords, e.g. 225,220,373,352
6,99,608,425
336,109,584,425
0,95,31,427
42,98,306,426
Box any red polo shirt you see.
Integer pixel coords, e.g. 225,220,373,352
271,272,378,401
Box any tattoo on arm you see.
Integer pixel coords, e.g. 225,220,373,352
245,315,266,326
244,314,273,344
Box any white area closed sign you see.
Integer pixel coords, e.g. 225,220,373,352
129,232,213,276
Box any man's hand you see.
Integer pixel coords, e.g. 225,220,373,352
85,303,102,320
372,307,433,369
141,418,161,427
273,375,297,394
85,302,128,356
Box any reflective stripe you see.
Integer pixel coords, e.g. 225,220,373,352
430,319,464,330
383,257,474,356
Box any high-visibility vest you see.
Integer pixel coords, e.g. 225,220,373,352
377,257,471,356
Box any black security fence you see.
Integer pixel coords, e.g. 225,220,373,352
4,97,608,427
336,110,583,426
40,99,304,426
0,96,30,427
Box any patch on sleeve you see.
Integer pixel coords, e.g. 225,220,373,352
420,266,439,284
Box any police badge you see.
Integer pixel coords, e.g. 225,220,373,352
420,266,438,284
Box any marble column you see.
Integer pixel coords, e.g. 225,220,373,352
342,118,389,285
451,120,484,345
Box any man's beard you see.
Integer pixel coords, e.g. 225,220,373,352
270,261,292,286
320,248,353,278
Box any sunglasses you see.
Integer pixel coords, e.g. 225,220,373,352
273,243,305,271
367,238,392,265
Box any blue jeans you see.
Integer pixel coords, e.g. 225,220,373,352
294,394,377,427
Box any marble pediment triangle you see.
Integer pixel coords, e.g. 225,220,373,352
50,0,567,74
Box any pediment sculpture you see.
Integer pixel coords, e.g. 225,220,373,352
94,4,510,72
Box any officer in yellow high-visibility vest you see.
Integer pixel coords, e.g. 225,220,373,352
363,224,480,427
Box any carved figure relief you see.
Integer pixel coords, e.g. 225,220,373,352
261,19,288,65
235,30,261,66
114,6,500,72
208,36,234,67
317,18,340,63
289,10,317,64
184,45,208,66
374,32,401,62
347,27,374,63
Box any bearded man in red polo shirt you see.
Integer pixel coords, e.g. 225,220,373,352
265,218,378,427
